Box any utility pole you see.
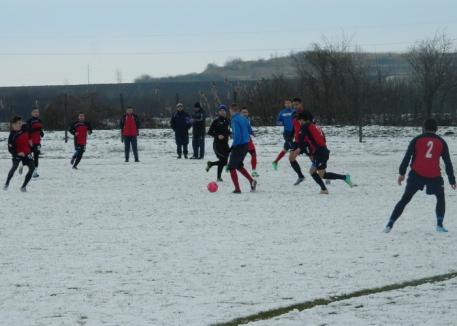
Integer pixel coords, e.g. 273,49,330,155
64,94,68,143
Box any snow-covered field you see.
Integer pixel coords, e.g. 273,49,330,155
1,126,457,326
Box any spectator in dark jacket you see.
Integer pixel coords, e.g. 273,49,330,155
120,106,141,162
170,103,192,159
191,102,207,159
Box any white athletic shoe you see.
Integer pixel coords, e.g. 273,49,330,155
383,226,392,233
436,226,448,233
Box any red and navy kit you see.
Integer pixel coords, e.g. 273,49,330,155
298,122,330,169
27,117,44,145
120,113,140,137
69,121,92,146
400,132,455,182
8,126,32,157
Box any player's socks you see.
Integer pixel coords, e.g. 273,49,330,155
251,155,257,171
311,172,327,191
206,161,212,172
272,162,278,171
230,170,241,193
238,167,254,183
274,150,286,164
290,161,304,179
323,172,345,180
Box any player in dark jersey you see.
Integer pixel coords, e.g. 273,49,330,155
206,105,231,181
69,113,93,169
297,112,353,194
26,108,44,178
384,119,456,233
4,116,35,192
288,98,307,185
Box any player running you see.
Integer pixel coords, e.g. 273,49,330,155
26,108,44,178
227,104,257,193
69,113,93,170
297,111,353,194
384,119,456,233
206,105,231,181
4,116,35,192
272,99,295,170
240,107,258,177
288,98,307,185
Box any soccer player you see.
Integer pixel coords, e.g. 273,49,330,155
272,99,295,170
297,111,353,194
227,103,257,193
170,103,192,159
4,116,35,192
206,105,231,181
289,98,307,185
384,119,456,233
120,106,141,162
69,113,92,169
26,108,44,178
240,107,258,177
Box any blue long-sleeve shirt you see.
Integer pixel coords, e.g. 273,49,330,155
231,113,251,147
277,108,295,132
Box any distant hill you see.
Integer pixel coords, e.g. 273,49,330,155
134,52,411,83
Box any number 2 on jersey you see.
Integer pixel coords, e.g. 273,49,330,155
425,141,434,158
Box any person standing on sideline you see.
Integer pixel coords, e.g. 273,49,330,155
191,102,206,159
272,99,295,170
120,106,141,162
27,108,44,178
69,113,92,170
384,119,456,233
227,103,257,193
4,116,34,192
206,105,231,181
171,103,192,159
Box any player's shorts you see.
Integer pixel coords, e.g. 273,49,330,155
74,144,86,153
227,144,249,170
311,147,330,170
13,154,33,165
406,171,444,195
283,131,294,151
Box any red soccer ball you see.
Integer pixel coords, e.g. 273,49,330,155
207,182,218,193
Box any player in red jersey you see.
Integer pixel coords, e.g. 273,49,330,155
4,116,35,192
288,98,308,185
297,112,353,194
384,119,456,233
69,113,93,169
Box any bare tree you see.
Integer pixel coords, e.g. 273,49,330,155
406,33,457,118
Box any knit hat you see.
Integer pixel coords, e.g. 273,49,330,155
218,104,228,112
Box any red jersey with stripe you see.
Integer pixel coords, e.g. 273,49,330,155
8,127,31,156
70,121,92,145
299,122,327,155
27,117,43,145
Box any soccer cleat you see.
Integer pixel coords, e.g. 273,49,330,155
217,177,223,182
272,162,278,171
205,161,212,172
250,179,257,192
3,184,8,191
383,226,392,233
184,154,188,159
32,170,39,178
177,155,182,159
135,160,140,162
232,190,241,194
294,177,305,186
436,226,448,233
18,165,23,175
344,175,353,188
320,189,329,195
252,170,259,178
20,187,27,192
72,166,78,170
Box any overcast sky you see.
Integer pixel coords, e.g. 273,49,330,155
1,0,456,86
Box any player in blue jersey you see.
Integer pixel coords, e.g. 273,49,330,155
272,99,295,170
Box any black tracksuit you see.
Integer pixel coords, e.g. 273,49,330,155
191,108,207,158
207,116,231,179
